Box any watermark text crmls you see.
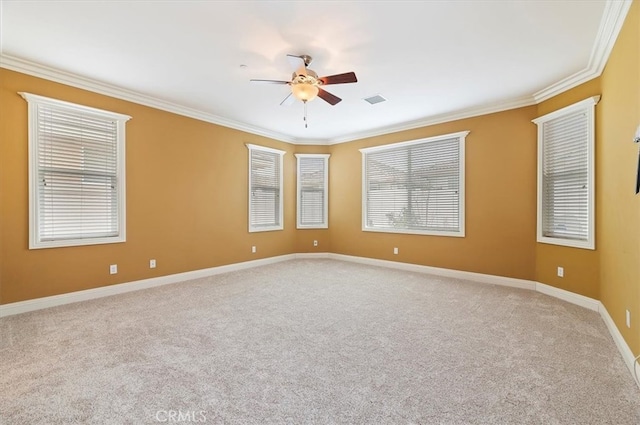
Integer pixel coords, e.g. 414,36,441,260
155,410,207,423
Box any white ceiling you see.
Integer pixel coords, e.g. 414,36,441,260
0,1,631,144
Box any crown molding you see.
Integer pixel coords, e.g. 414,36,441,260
1,0,631,147
2,53,537,146
0,54,297,145
290,138,330,146
325,96,537,145
533,0,632,103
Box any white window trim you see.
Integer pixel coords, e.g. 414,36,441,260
20,92,131,249
295,153,330,229
360,130,468,237
247,143,285,233
533,95,599,250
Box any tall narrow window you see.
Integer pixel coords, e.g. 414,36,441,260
21,93,130,249
533,96,598,250
360,131,468,237
296,154,329,229
247,144,285,232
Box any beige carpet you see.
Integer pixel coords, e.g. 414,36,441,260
1,259,638,424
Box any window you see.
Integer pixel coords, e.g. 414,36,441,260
247,144,285,232
21,93,130,249
360,131,468,237
533,96,599,250
296,154,329,229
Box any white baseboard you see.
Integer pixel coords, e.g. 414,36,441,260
599,303,640,388
295,252,331,259
328,253,537,290
535,282,600,312
0,254,296,318
1,251,637,388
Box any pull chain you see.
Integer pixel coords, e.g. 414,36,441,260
303,100,308,128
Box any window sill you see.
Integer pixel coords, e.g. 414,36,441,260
30,235,126,250
362,227,465,238
537,235,595,250
249,226,284,233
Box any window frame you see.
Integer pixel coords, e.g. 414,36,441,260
533,95,599,250
247,143,285,233
20,92,130,250
295,153,330,229
360,131,468,237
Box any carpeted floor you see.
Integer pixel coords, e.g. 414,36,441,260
1,259,638,424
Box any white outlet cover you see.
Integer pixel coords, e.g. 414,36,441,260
150,259,156,268
251,246,256,253
626,310,631,328
109,264,117,274
393,247,399,255
557,267,564,277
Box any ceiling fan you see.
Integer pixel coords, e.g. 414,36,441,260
250,54,358,127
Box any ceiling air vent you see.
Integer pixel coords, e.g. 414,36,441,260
363,95,386,105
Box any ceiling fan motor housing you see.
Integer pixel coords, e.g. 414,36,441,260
292,69,319,84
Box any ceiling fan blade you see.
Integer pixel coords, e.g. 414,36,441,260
280,92,295,106
250,79,290,84
319,72,358,85
317,88,342,105
286,54,307,77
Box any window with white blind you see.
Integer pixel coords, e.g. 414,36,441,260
533,96,598,250
360,131,468,237
296,154,329,229
247,144,285,232
21,93,130,249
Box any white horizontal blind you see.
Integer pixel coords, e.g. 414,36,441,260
297,155,328,228
36,102,120,242
541,110,589,241
364,135,463,234
249,146,283,231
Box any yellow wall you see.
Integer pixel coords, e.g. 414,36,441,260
534,2,639,352
0,69,297,304
0,68,538,304
0,4,637,361
535,78,601,299
599,0,640,354
328,107,538,280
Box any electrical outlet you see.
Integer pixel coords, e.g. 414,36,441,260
313,240,318,247
149,259,156,269
251,246,256,253
557,266,564,278
393,247,399,255
109,264,118,275
626,310,631,328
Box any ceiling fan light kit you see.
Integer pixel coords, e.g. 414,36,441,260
291,75,319,102
251,54,358,127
